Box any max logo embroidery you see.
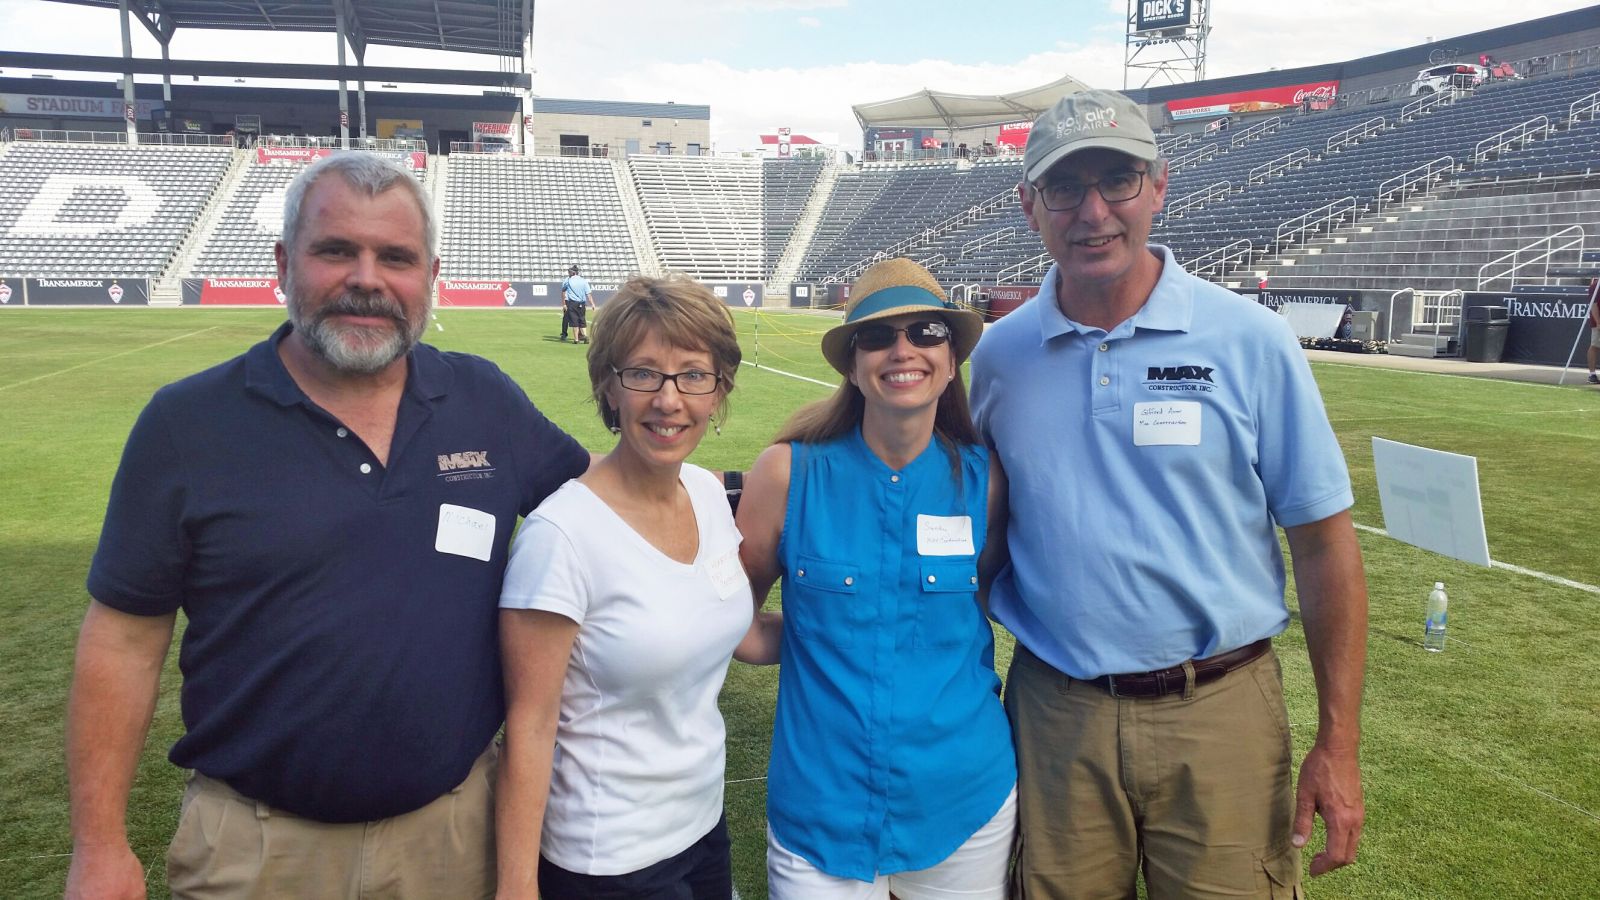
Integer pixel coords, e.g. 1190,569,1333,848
438,451,491,471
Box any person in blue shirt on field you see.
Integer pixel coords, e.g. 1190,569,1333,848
971,89,1369,898
561,264,594,344
737,258,1016,900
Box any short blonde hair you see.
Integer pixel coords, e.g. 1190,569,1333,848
587,275,742,431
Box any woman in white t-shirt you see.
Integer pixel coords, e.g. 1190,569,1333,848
496,275,754,900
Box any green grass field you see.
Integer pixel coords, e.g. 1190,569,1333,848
2,307,1598,899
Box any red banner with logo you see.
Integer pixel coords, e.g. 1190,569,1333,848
982,284,1040,320
998,122,1033,148
1166,81,1339,121
255,147,334,164
440,280,519,307
182,278,286,305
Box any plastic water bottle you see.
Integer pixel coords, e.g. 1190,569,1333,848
1424,582,1448,652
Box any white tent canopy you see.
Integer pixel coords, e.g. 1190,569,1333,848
852,74,1094,131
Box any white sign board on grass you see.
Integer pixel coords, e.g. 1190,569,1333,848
1279,301,1346,339
1370,437,1491,567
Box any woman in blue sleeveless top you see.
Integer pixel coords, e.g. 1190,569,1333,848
737,258,1016,899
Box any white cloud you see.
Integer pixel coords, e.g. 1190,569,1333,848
797,16,823,28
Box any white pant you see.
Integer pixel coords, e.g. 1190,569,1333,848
767,785,1016,900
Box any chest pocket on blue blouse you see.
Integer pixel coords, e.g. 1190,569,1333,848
914,558,982,649
789,555,867,649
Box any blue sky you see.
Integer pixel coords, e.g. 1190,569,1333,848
0,0,1594,150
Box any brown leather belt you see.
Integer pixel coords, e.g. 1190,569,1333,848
1089,639,1270,698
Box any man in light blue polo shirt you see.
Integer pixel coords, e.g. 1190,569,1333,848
970,90,1369,898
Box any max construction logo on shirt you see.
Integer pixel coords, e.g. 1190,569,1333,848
437,450,495,483
1144,364,1217,393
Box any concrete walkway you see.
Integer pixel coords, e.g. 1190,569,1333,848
1303,348,1596,387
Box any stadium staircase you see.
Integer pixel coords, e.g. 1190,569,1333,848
611,158,661,277
768,161,840,291
160,148,255,297
628,156,764,282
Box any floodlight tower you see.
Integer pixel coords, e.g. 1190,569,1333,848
1124,0,1212,89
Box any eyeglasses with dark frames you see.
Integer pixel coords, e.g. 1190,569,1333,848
1033,169,1147,211
850,319,953,353
610,365,722,395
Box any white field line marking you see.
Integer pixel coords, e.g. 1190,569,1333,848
0,327,222,392
1330,407,1598,426
726,775,768,785
1456,754,1600,825
741,359,835,389
1311,359,1587,393
0,852,72,862
1352,522,1600,595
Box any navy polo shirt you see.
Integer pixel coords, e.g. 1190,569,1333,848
88,322,588,823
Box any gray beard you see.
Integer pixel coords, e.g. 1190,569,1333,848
285,276,426,375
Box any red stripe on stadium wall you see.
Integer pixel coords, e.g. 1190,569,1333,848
256,147,334,164
1166,81,1339,120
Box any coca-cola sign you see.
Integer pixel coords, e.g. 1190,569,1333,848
1167,81,1341,121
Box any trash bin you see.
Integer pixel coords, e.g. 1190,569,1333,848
1463,306,1509,362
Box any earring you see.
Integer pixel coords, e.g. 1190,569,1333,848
712,415,722,436
609,424,621,434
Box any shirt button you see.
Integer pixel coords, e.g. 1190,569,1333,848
927,574,937,584
336,427,348,438
797,568,806,578
890,474,900,483
1098,343,1109,352
359,463,372,474
843,576,854,586
970,575,978,584
1099,376,1110,386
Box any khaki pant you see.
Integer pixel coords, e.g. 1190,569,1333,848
166,743,498,900
1005,646,1304,900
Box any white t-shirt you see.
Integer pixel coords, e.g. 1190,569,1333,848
499,463,753,875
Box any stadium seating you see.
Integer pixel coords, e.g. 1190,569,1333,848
190,158,302,277
441,154,639,282
627,155,767,282
762,158,827,277
0,142,232,278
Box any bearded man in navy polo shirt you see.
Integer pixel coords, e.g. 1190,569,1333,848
65,152,589,900
971,91,1369,898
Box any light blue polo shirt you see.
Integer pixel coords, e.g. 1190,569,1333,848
970,245,1353,679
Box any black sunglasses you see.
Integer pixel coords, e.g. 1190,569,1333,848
851,319,952,353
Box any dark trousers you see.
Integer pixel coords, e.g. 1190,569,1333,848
538,812,732,900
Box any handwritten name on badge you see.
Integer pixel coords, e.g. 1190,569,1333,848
706,547,748,600
435,504,496,561
917,514,975,556
1133,401,1202,446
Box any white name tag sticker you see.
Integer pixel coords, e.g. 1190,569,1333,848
706,546,748,600
435,504,496,561
1134,401,1202,446
917,514,975,556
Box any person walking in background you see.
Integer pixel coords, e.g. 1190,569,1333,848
737,258,1016,900
972,89,1369,898
562,264,594,344
1586,287,1599,384
496,276,753,900
65,152,589,900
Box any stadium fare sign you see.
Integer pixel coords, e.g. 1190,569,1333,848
181,278,285,306
26,278,150,306
0,277,22,306
0,93,162,121
983,284,1041,319
1166,81,1340,121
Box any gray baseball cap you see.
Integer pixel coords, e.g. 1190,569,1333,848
1023,89,1159,184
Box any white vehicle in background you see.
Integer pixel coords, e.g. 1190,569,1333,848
1410,63,1491,95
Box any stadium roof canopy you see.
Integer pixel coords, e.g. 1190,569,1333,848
44,0,532,57
852,74,1091,131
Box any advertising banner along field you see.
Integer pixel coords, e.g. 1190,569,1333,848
26,278,150,306
182,278,285,306
1166,81,1339,121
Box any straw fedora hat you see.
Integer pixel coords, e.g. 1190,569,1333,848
820,258,984,375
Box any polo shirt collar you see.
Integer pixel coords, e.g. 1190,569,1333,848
244,320,453,406
1031,244,1194,341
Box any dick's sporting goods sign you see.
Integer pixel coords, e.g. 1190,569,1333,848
1135,0,1192,33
